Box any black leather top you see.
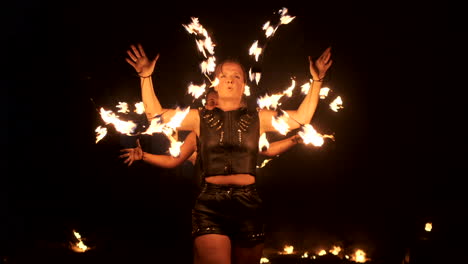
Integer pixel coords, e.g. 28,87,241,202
198,107,259,177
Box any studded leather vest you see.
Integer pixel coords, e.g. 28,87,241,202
199,107,259,177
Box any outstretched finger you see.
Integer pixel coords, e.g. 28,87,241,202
127,50,138,62
321,47,332,62
131,44,141,58
138,43,146,58
125,57,136,68
150,53,160,70
136,138,141,148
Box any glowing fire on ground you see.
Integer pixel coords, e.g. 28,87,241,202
69,230,90,253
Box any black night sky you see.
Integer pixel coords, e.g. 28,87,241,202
4,1,464,264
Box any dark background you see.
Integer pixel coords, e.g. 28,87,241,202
4,0,464,263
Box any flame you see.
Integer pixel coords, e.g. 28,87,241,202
134,102,145,114
210,77,219,87
283,245,294,254
257,158,272,168
188,83,206,99
283,78,296,97
279,7,296,25
262,21,275,38
116,102,129,113
257,93,284,110
329,96,343,112
99,107,137,135
249,68,262,85
165,107,190,131
95,126,107,143
244,85,251,96
317,249,327,256
260,257,270,263
351,249,369,263
301,252,309,258
425,222,432,232
143,116,166,135
329,245,342,255
261,8,295,40
258,132,270,151
182,17,215,57
257,78,300,109
301,80,311,94
168,137,183,157
200,56,216,76
319,87,331,99
298,124,334,147
183,17,217,78
70,230,89,253
142,107,189,157
249,40,262,62
271,110,290,135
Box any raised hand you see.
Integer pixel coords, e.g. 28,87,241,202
119,139,143,166
125,43,160,77
308,46,333,81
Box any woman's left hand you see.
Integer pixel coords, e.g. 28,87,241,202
309,46,333,81
119,139,143,166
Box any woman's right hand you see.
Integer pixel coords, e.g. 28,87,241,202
119,139,144,166
125,43,160,77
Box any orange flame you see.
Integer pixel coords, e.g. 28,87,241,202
183,17,217,78
282,245,294,254
116,102,129,113
95,126,107,144
317,249,327,256
271,110,290,135
257,158,272,169
330,96,343,112
134,102,145,114
70,230,89,253
319,87,331,99
425,222,432,232
99,107,137,135
249,40,262,62
188,83,207,99
298,124,334,147
258,132,270,151
351,249,369,263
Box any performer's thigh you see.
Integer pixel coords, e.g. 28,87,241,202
194,234,231,264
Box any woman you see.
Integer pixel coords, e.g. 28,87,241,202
121,43,332,264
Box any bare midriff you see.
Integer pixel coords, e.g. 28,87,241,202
205,174,255,185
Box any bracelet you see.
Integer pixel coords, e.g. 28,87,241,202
139,74,152,78
312,77,324,82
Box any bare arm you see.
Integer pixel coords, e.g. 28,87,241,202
126,44,199,132
125,44,163,119
260,135,302,157
119,132,198,168
260,47,333,132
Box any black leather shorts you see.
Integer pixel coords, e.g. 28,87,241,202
192,182,265,246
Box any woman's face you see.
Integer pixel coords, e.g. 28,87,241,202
215,62,245,101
